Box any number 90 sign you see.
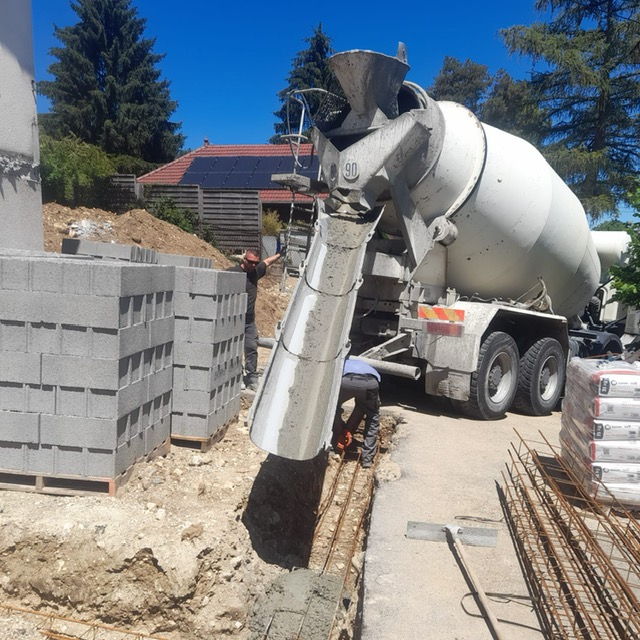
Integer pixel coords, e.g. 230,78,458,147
343,160,359,181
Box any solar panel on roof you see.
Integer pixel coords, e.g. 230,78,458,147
182,154,321,189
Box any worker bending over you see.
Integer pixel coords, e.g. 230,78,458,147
333,358,381,468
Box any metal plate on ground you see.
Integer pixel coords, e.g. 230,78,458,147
406,521,499,547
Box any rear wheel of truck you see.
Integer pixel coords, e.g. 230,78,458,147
459,331,519,420
513,337,565,416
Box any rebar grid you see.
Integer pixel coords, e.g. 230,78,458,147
501,431,640,640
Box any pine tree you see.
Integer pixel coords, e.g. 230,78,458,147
39,0,184,163
501,0,640,221
481,71,549,147
427,57,492,114
271,24,343,144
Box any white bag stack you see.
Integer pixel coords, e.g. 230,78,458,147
560,357,640,507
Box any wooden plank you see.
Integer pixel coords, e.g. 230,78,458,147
171,423,230,453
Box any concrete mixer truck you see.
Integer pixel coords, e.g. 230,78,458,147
248,44,626,461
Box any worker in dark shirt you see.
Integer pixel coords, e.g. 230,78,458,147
228,248,283,391
333,358,381,468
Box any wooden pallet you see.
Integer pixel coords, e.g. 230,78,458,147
171,423,230,453
0,437,170,498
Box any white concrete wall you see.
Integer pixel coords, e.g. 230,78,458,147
0,0,44,250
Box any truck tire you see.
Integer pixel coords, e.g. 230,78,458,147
513,338,565,416
459,331,519,420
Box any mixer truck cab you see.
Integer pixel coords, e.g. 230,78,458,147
247,44,626,461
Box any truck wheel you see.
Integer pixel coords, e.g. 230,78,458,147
513,338,565,416
459,331,519,420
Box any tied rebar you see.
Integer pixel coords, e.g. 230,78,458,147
501,430,640,640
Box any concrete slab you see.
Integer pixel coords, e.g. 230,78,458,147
362,385,558,640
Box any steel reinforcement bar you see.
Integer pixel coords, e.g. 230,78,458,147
500,431,640,640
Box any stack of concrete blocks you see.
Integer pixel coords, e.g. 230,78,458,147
62,238,158,264
61,238,248,444
170,267,246,443
0,252,175,482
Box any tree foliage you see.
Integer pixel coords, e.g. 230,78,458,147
40,134,115,207
609,183,640,306
39,0,184,163
271,24,343,144
427,59,549,146
500,0,640,221
481,71,550,146
427,57,492,114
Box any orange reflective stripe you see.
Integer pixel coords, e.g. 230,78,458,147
417,305,465,322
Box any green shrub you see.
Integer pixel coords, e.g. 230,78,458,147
148,196,196,233
40,134,115,207
262,209,283,236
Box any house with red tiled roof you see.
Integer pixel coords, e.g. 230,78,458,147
136,141,322,254
137,141,321,213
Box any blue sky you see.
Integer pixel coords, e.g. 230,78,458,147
31,0,545,151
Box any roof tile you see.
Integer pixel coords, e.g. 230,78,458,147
138,143,316,185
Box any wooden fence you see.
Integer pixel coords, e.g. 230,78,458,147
110,177,263,255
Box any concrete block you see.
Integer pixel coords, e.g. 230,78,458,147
148,366,173,400
56,386,87,417
0,441,26,472
60,325,89,357
115,379,147,417
88,389,118,419
25,443,53,474
0,352,41,384
53,445,85,476
40,414,117,450
27,384,55,414
0,257,29,291
91,328,119,359
29,322,59,354
117,324,149,359
61,260,95,295
173,291,196,317
31,260,62,293
173,341,214,368
194,269,246,296
0,411,39,443
121,263,175,297
144,413,170,453
173,412,206,439
41,354,120,389
174,266,193,293
0,290,44,323
157,252,211,268
91,261,124,297
0,320,27,352
42,292,120,328
190,318,214,343
149,316,174,348
174,316,190,343
185,366,211,392
173,364,185,390
171,388,212,416
82,448,116,478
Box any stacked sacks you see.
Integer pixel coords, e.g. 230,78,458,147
561,358,640,506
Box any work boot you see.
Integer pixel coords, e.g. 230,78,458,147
361,458,373,469
246,374,259,392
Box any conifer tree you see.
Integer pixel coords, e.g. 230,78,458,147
271,24,342,144
39,0,184,163
501,0,640,220
427,57,492,114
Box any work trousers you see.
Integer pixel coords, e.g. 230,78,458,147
336,373,380,463
244,321,259,380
